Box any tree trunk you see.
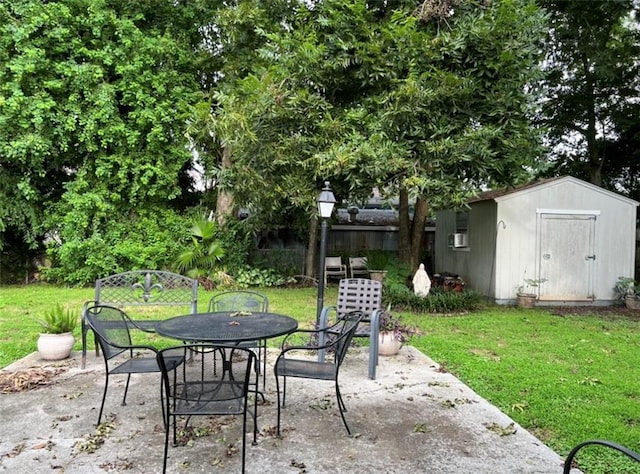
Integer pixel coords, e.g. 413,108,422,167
410,197,429,272
216,146,235,224
397,188,429,273
305,215,319,278
398,188,411,263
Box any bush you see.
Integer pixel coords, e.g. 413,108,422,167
384,273,485,313
45,209,189,286
232,266,293,288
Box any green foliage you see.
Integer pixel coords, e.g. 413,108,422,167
538,0,640,192
364,250,393,270
38,303,78,334
232,266,291,288
173,215,225,284
384,285,485,313
251,248,305,277
45,209,189,285
216,218,254,272
614,276,640,299
0,0,212,266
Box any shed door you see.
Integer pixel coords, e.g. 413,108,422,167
538,213,596,301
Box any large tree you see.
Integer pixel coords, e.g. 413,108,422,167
538,0,640,190
212,0,547,272
0,0,215,283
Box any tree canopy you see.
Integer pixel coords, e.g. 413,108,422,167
0,0,215,282
209,0,547,268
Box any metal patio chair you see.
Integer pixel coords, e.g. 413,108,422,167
83,303,185,426
324,257,347,286
208,290,269,389
563,439,640,473
157,344,257,474
348,257,369,279
274,311,364,437
318,278,384,379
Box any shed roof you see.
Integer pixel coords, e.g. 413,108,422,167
469,176,639,207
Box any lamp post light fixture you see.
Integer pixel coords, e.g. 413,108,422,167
316,181,336,325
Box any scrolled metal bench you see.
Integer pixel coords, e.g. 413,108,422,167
81,270,198,369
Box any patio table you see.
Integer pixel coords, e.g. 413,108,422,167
155,311,298,344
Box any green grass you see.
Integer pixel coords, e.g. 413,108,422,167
1,284,640,472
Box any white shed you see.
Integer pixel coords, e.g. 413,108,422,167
435,177,639,305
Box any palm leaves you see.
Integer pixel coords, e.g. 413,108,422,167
174,216,225,283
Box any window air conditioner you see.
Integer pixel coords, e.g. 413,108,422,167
453,233,468,248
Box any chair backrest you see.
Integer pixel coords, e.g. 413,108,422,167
325,257,345,270
84,304,133,360
334,311,365,366
95,270,198,314
349,257,368,270
157,344,256,411
336,278,382,316
208,290,269,313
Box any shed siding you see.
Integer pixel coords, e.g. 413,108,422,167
436,177,638,305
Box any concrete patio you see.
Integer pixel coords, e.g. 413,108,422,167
0,346,573,473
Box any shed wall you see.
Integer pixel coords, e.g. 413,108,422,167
436,178,638,305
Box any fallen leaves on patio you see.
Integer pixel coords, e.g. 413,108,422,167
484,422,517,436
0,367,65,393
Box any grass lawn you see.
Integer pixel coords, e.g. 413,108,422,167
1,284,639,472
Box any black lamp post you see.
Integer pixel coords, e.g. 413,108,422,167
316,181,336,325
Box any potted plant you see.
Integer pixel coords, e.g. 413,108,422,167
377,309,416,356
515,278,546,308
365,250,392,282
614,276,640,310
37,303,78,360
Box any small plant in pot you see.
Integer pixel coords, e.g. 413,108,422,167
377,309,416,356
365,250,392,282
515,278,546,308
37,303,78,361
614,276,640,310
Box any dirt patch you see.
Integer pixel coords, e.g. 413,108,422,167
548,305,640,320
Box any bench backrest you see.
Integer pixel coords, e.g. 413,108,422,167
95,270,198,314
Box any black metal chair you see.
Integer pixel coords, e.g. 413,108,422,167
274,311,364,437
563,439,640,473
83,303,185,426
208,291,269,389
157,344,257,474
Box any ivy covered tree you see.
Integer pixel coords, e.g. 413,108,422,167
0,0,216,283
212,0,547,271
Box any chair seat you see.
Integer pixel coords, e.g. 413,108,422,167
276,358,338,381
174,380,246,415
110,355,184,375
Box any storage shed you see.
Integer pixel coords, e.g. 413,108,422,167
435,176,639,305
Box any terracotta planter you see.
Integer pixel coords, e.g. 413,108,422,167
378,331,402,356
369,270,387,283
37,332,75,360
624,295,640,310
516,293,536,309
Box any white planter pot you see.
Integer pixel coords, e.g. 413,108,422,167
37,332,75,361
378,331,402,356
